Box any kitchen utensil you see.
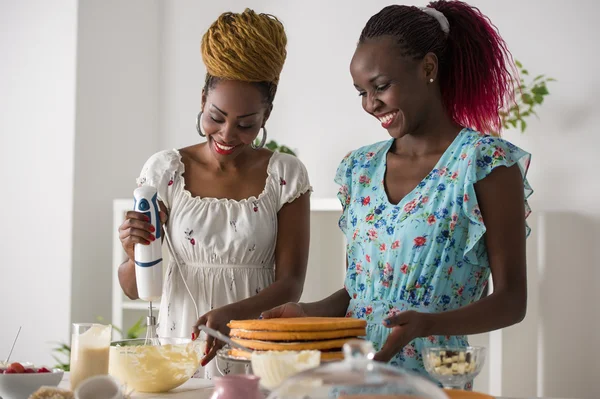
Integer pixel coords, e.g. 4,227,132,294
4,326,21,364
108,337,204,393
266,339,449,399
133,186,163,346
0,368,63,399
198,325,252,353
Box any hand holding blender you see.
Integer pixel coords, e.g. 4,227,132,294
133,186,164,344
120,185,200,345
119,186,167,345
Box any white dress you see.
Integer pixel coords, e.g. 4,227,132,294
135,149,311,379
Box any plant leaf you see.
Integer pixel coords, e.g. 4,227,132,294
520,120,527,133
532,85,549,96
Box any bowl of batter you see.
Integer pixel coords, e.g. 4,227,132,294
108,337,205,393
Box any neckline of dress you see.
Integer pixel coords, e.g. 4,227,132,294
172,148,278,205
380,127,468,207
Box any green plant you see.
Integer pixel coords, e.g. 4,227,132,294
51,317,146,371
255,139,296,156
498,59,556,134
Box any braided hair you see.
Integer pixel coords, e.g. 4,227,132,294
360,1,517,135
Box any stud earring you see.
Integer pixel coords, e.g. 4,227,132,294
429,78,434,83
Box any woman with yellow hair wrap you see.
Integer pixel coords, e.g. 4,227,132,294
117,9,311,379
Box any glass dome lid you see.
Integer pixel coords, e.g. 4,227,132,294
266,340,449,399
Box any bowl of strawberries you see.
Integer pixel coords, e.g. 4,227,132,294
0,361,64,399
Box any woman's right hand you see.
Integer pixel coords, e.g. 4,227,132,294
118,210,167,261
260,302,307,319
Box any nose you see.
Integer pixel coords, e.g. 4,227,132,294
220,123,237,144
363,92,382,114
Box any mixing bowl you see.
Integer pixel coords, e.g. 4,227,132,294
108,337,205,393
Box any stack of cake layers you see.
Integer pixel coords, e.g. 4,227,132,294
227,317,367,361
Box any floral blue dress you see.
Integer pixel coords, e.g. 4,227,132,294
335,128,533,387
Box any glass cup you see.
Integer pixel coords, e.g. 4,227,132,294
70,323,113,391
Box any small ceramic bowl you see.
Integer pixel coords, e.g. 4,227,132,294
0,368,64,399
251,350,321,390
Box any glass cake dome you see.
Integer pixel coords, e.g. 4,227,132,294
266,340,449,399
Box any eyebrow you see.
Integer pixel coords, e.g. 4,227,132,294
353,74,388,90
211,104,258,118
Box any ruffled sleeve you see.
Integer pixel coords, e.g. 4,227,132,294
461,136,533,265
136,149,183,210
273,153,312,211
334,151,354,235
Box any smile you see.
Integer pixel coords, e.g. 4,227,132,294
376,111,398,129
214,140,238,155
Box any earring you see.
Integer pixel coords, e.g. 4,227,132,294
196,111,205,137
429,78,434,83
251,126,267,150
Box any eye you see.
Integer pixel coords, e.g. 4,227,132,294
210,116,224,123
376,83,390,92
238,125,254,130
357,91,367,97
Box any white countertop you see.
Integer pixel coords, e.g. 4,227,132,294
57,373,573,399
58,373,215,399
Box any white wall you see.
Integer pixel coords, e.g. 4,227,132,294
0,0,78,366
159,1,600,397
70,0,161,327
160,0,600,203
3,1,599,394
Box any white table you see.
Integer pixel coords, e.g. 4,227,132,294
58,373,214,399
57,373,573,399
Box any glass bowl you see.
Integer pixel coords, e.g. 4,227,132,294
108,337,205,393
422,346,486,389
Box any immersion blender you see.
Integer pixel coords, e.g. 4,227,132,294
133,185,163,345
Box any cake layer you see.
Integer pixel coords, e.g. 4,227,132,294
229,327,366,341
229,348,345,362
227,317,367,332
232,337,359,351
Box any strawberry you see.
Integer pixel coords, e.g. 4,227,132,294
37,367,51,373
8,362,25,373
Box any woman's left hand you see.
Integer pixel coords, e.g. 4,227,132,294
374,310,430,362
192,305,239,366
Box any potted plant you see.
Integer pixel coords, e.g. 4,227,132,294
497,60,556,134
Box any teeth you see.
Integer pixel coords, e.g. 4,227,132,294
378,112,397,124
215,142,235,151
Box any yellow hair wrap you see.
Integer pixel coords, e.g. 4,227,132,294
201,8,287,85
